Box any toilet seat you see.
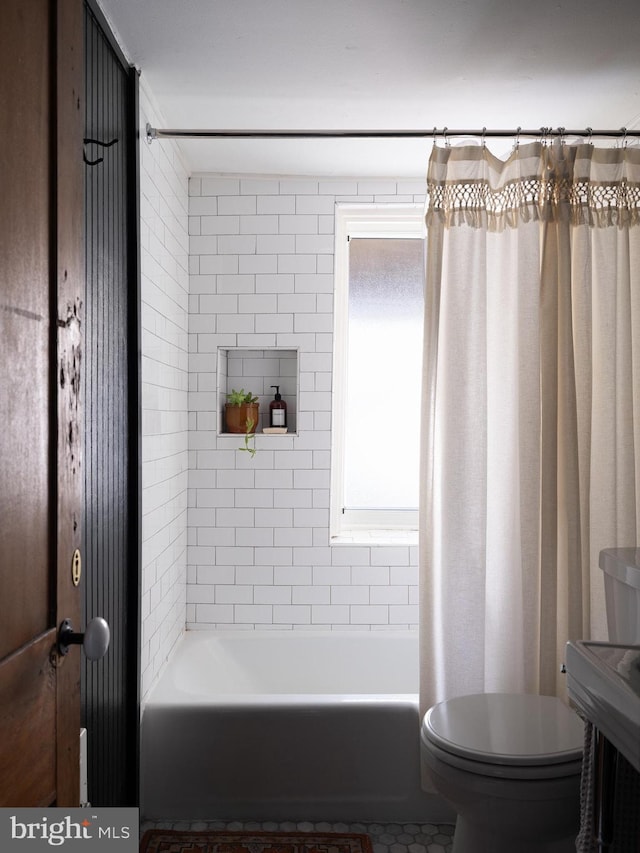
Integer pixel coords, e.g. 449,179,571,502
422,693,584,780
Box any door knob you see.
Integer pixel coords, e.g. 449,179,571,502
58,617,110,660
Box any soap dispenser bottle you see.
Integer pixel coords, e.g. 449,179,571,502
269,385,287,428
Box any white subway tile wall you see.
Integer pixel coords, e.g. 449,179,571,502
140,82,190,702
188,175,426,630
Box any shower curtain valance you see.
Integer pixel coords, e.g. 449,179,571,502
426,141,640,231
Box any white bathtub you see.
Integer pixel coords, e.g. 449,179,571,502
140,630,453,822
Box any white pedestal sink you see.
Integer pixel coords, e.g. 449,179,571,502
565,640,640,773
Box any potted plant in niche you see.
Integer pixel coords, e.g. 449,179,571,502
224,388,259,456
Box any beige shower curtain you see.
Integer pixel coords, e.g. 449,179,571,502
419,140,640,711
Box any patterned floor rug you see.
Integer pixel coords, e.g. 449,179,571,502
139,830,374,853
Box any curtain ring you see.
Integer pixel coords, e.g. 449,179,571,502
443,126,450,147
481,127,487,149
433,126,438,145
621,127,628,147
557,126,566,146
514,126,521,150
586,127,593,146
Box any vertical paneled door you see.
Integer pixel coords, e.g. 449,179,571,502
83,0,140,806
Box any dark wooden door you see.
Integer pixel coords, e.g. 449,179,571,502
82,0,140,806
0,0,84,806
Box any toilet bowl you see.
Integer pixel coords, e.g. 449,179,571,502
421,693,584,853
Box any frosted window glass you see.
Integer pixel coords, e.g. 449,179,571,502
344,238,424,511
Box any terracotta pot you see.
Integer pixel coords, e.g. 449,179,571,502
224,402,259,434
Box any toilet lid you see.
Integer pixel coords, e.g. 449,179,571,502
423,693,584,766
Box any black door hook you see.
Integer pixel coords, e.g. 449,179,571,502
83,136,118,165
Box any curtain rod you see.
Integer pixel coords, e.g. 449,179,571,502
146,123,640,142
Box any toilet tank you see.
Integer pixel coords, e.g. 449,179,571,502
599,548,640,644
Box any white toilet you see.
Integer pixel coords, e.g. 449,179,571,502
421,692,584,853
421,547,640,853
599,547,640,644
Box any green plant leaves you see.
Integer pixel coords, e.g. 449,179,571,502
226,387,259,406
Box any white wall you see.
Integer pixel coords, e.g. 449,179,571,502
187,175,426,630
139,81,190,701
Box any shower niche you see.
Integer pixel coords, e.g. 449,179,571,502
217,347,298,435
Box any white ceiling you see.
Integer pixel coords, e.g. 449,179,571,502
98,0,640,177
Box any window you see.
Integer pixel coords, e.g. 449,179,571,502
331,205,425,543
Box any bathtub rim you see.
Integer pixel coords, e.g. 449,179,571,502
144,627,421,707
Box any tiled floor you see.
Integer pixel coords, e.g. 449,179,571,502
140,820,455,853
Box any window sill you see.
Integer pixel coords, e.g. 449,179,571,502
331,529,418,547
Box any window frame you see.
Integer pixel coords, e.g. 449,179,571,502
330,203,425,544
